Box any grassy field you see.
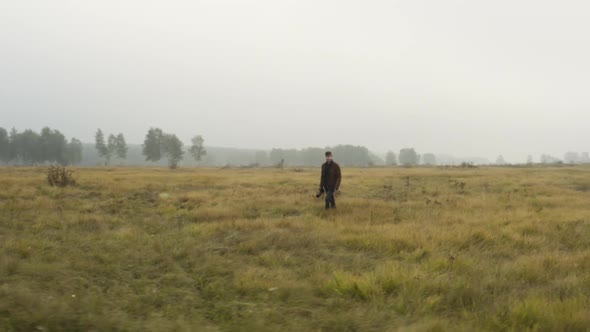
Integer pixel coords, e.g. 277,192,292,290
1,166,590,331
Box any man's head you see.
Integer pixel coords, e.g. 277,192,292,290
325,151,333,163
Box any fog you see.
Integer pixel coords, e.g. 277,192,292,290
2,0,589,163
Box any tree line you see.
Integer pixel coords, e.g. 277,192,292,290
262,147,438,167
0,127,459,168
0,126,206,168
3,126,587,168
0,127,83,165
92,128,207,168
269,145,378,167
0,126,428,168
385,149,437,167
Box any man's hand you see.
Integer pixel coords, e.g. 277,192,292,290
315,188,325,198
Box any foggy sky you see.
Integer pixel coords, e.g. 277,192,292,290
1,0,589,162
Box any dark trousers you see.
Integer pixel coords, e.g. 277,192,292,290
325,188,336,209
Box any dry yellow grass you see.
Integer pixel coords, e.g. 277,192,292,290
1,166,590,331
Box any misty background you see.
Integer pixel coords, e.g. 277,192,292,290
2,1,589,164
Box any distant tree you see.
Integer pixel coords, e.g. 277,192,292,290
66,138,83,165
40,127,54,163
189,135,207,162
18,129,42,164
301,147,324,166
8,129,21,163
96,130,126,165
52,129,68,165
496,155,506,165
142,128,164,162
283,149,299,165
564,151,579,164
114,133,128,161
368,152,384,167
107,134,117,158
385,151,397,166
39,127,68,165
270,148,285,166
422,153,437,166
161,134,184,169
95,129,112,165
526,155,533,165
39,127,53,163
399,148,419,167
255,150,269,165
329,145,371,166
268,148,299,166
8,128,18,162
580,152,590,164
142,128,184,168
0,127,10,163
540,154,560,164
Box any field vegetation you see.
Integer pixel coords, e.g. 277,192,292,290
1,166,589,331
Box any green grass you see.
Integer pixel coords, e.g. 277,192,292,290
1,166,590,331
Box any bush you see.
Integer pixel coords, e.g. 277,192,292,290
47,166,76,187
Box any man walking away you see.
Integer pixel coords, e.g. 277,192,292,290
318,151,341,209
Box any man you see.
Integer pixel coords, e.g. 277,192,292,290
317,151,341,209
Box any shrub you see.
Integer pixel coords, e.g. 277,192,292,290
46,165,76,187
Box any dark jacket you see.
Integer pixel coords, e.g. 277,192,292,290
320,161,341,191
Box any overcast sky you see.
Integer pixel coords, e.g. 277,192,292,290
1,0,589,162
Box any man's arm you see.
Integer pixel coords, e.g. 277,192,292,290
334,164,342,191
319,164,325,192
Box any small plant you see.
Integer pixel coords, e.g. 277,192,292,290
403,176,411,201
449,179,466,193
46,165,76,187
460,162,477,168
